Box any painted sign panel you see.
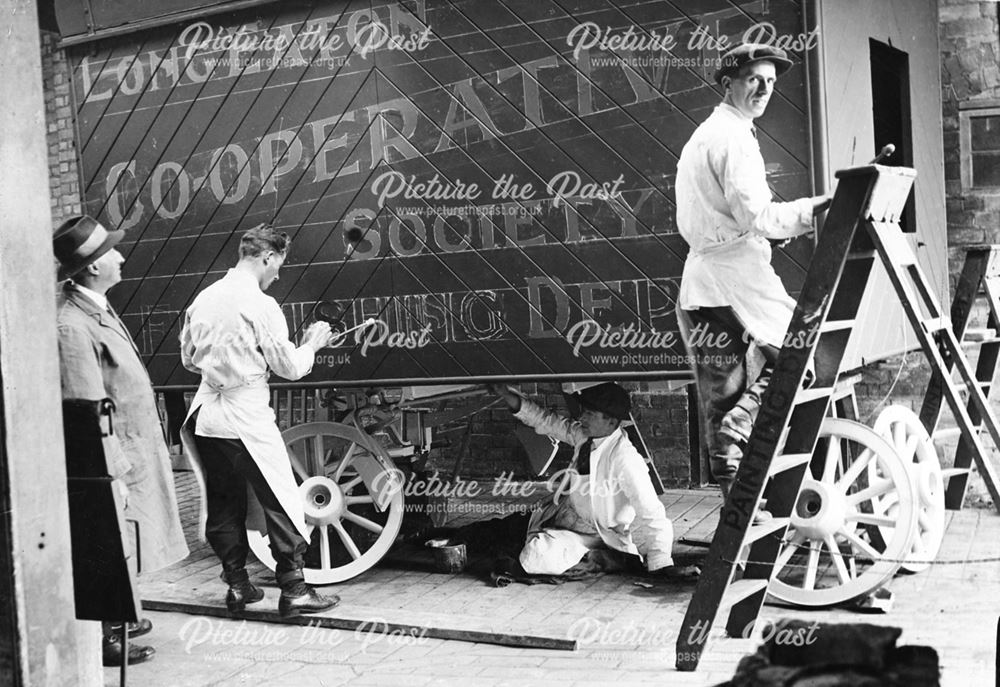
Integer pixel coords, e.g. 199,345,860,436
70,0,814,386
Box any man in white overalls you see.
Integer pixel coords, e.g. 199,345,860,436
675,44,831,501
491,383,682,576
180,224,338,617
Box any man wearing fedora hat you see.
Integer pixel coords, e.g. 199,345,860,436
53,215,188,666
490,382,687,577
675,43,831,504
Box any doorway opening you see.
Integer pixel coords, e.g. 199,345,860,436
870,38,915,232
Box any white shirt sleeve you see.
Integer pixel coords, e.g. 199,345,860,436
513,399,588,447
715,133,814,240
254,298,315,381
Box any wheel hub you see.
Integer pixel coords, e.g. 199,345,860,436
915,462,942,504
299,476,345,525
791,478,847,539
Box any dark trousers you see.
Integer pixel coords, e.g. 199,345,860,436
191,423,307,589
677,306,780,493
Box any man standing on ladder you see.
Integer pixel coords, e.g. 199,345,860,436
675,44,831,507
180,224,339,617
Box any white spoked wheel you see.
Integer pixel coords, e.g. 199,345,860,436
246,422,405,584
768,418,918,607
872,406,946,573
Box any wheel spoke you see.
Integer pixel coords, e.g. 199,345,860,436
824,535,853,584
288,449,309,481
845,510,897,527
918,510,933,532
846,478,896,506
332,521,362,560
837,448,875,491
822,436,841,483
346,494,374,506
310,435,325,475
903,434,920,462
343,510,384,534
340,475,364,493
334,443,359,480
838,527,881,561
803,541,820,590
319,526,332,570
847,479,896,506
775,531,806,572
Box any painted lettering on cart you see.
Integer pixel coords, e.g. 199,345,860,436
301,277,677,355
86,22,687,231
526,276,679,340
79,4,430,100
341,188,664,262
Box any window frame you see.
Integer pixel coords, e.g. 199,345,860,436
960,103,1000,190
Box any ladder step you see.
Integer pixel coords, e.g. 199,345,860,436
746,517,791,544
962,337,1000,346
794,387,835,405
946,379,993,392
964,328,996,342
770,452,812,474
932,427,962,442
723,579,769,607
942,467,972,481
819,320,855,333
847,250,877,260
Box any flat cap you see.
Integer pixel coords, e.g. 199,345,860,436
714,43,793,85
563,382,631,421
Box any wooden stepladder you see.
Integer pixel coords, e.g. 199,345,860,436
919,245,1000,509
675,165,1000,671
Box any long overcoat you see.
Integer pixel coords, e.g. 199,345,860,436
56,281,188,573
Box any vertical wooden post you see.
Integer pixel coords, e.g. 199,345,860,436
0,1,97,684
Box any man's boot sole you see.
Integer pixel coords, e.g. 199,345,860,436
226,591,265,613
278,598,339,618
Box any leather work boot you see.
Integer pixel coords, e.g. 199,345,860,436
226,580,265,613
223,571,264,613
278,581,340,618
102,634,155,667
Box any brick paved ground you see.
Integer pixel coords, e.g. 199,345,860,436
106,468,1000,686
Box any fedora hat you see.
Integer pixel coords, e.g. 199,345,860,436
714,43,793,85
563,382,632,421
53,215,124,281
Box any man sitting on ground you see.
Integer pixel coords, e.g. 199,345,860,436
490,382,694,577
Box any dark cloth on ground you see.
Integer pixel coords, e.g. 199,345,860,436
489,549,638,587
422,513,645,586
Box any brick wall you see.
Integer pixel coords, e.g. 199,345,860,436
941,1,1000,285
39,31,81,227
428,383,694,487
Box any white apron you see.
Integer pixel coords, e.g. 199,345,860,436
181,380,310,541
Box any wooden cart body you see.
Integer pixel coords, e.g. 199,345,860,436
60,0,824,387
52,0,949,585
